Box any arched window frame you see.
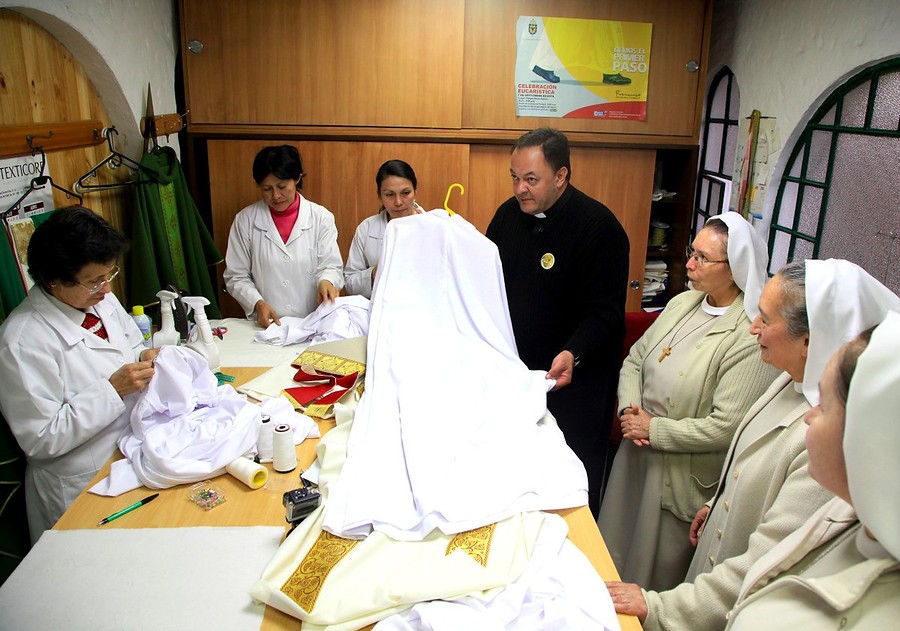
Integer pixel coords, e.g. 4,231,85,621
693,66,740,237
767,57,900,275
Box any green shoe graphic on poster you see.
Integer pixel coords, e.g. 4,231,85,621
602,72,632,85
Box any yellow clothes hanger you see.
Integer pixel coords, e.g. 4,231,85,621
443,183,464,216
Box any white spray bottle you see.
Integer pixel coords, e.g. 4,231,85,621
152,289,180,348
182,296,221,372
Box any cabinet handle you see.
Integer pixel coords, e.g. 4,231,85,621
685,59,699,73
187,39,204,54
630,280,641,291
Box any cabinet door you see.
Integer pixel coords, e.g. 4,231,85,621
463,0,710,138
180,0,465,127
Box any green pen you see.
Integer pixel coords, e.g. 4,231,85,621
97,493,159,526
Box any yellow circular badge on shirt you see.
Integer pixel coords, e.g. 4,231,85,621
540,253,555,270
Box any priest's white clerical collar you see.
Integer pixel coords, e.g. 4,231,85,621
534,212,547,219
701,295,728,316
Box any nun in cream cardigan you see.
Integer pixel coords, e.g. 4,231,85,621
726,311,900,629
598,212,779,591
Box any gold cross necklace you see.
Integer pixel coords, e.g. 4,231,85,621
658,303,709,362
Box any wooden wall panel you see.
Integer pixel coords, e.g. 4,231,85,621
0,9,132,300
468,144,655,311
207,140,470,317
181,0,465,128
462,0,709,137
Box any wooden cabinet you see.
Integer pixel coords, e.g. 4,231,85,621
180,0,711,141
462,0,710,138
180,0,466,128
178,0,711,315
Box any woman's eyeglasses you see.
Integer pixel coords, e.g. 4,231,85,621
76,265,120,295
685,246,727,267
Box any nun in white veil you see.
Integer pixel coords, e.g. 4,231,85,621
599,212,780,591
607,258,900,630
726,310,900,629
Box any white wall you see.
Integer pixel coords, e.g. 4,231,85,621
709,0,900,221
2,0,180,158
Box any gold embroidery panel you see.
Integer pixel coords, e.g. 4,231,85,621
292,350,366,377
445,522,497,567
281,530,360,612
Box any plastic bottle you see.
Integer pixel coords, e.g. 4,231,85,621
152,290,180,348
131,305,152,348
183,296,220,372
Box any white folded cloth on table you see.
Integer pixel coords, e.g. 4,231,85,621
253,296,370,346
89,346,318,496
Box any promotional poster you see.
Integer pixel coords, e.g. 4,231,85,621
515,16,653,120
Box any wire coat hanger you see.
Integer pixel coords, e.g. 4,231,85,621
2,146,82,222
74,127,158,194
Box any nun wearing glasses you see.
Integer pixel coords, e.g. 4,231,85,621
598,212,779,591
0,207,158,542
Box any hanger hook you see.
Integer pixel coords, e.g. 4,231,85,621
30,146,47,179
443,183,464,216
26,131,54,151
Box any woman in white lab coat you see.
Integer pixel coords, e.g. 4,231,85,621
0,208,157,541
343,159,424,298
223,145,344,327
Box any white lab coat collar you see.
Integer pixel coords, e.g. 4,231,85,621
32,287,127,351
252,194,314,252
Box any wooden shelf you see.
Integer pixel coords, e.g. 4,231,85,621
0,120,104,159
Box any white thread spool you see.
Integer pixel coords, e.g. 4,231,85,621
257,415,274,462
272,423,297,473
225,456,269,489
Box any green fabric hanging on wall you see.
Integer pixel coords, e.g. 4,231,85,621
128,147,222,317
0,230,26,323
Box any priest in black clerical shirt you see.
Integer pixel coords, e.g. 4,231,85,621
486,128,629,517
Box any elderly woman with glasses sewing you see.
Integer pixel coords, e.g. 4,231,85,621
0,207,158,542
598,213,779,592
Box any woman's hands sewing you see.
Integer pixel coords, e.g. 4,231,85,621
620,403,652,447
109,354,156,398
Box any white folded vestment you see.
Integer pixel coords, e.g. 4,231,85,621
253,295,370,346
322,210,588,541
